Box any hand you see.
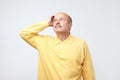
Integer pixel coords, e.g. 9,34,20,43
48,16,54,27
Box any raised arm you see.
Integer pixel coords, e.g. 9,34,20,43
19,16,55,48
19,21,49,48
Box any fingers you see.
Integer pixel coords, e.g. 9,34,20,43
48,15,54,26
50,16,54,22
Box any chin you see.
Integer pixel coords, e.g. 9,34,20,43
54,29,61,32
54,30,63,34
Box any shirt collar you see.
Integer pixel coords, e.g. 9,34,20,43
55,35,73,45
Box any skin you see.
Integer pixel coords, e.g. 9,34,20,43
48,12,72,41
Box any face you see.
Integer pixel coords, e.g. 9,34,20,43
53,13,72,34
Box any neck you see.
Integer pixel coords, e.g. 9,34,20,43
56,32,70,41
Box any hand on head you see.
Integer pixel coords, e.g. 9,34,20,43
48,16,54,27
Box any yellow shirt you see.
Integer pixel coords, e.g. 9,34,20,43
20,21,95,80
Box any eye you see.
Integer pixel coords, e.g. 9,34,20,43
53,19,57,22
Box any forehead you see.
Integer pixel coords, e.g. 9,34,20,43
54,13,69,19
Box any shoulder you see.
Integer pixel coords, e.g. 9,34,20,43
71,36,90,53
70,35,88,48
71,35,86,44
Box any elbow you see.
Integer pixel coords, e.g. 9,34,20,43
19,30,26,39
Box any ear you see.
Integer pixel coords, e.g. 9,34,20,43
70,23,72,28
69,23,72,31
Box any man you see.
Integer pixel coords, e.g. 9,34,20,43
20,12,95,80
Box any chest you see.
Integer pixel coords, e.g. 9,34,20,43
50,43,84,61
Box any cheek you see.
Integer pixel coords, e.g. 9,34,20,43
53,22,55,26
61,22,67,27
53,23,56,27
63,23,70,29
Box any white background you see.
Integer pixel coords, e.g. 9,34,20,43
0,0,120,80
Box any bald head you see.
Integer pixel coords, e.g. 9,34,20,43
55,12,72,23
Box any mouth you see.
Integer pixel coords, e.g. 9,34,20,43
55,25,62,28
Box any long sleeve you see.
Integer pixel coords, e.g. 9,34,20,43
19,21,49,49
81,42,95,80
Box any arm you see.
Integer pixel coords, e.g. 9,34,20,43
19,16,54,49
82,42,95,80
19,21,49,48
